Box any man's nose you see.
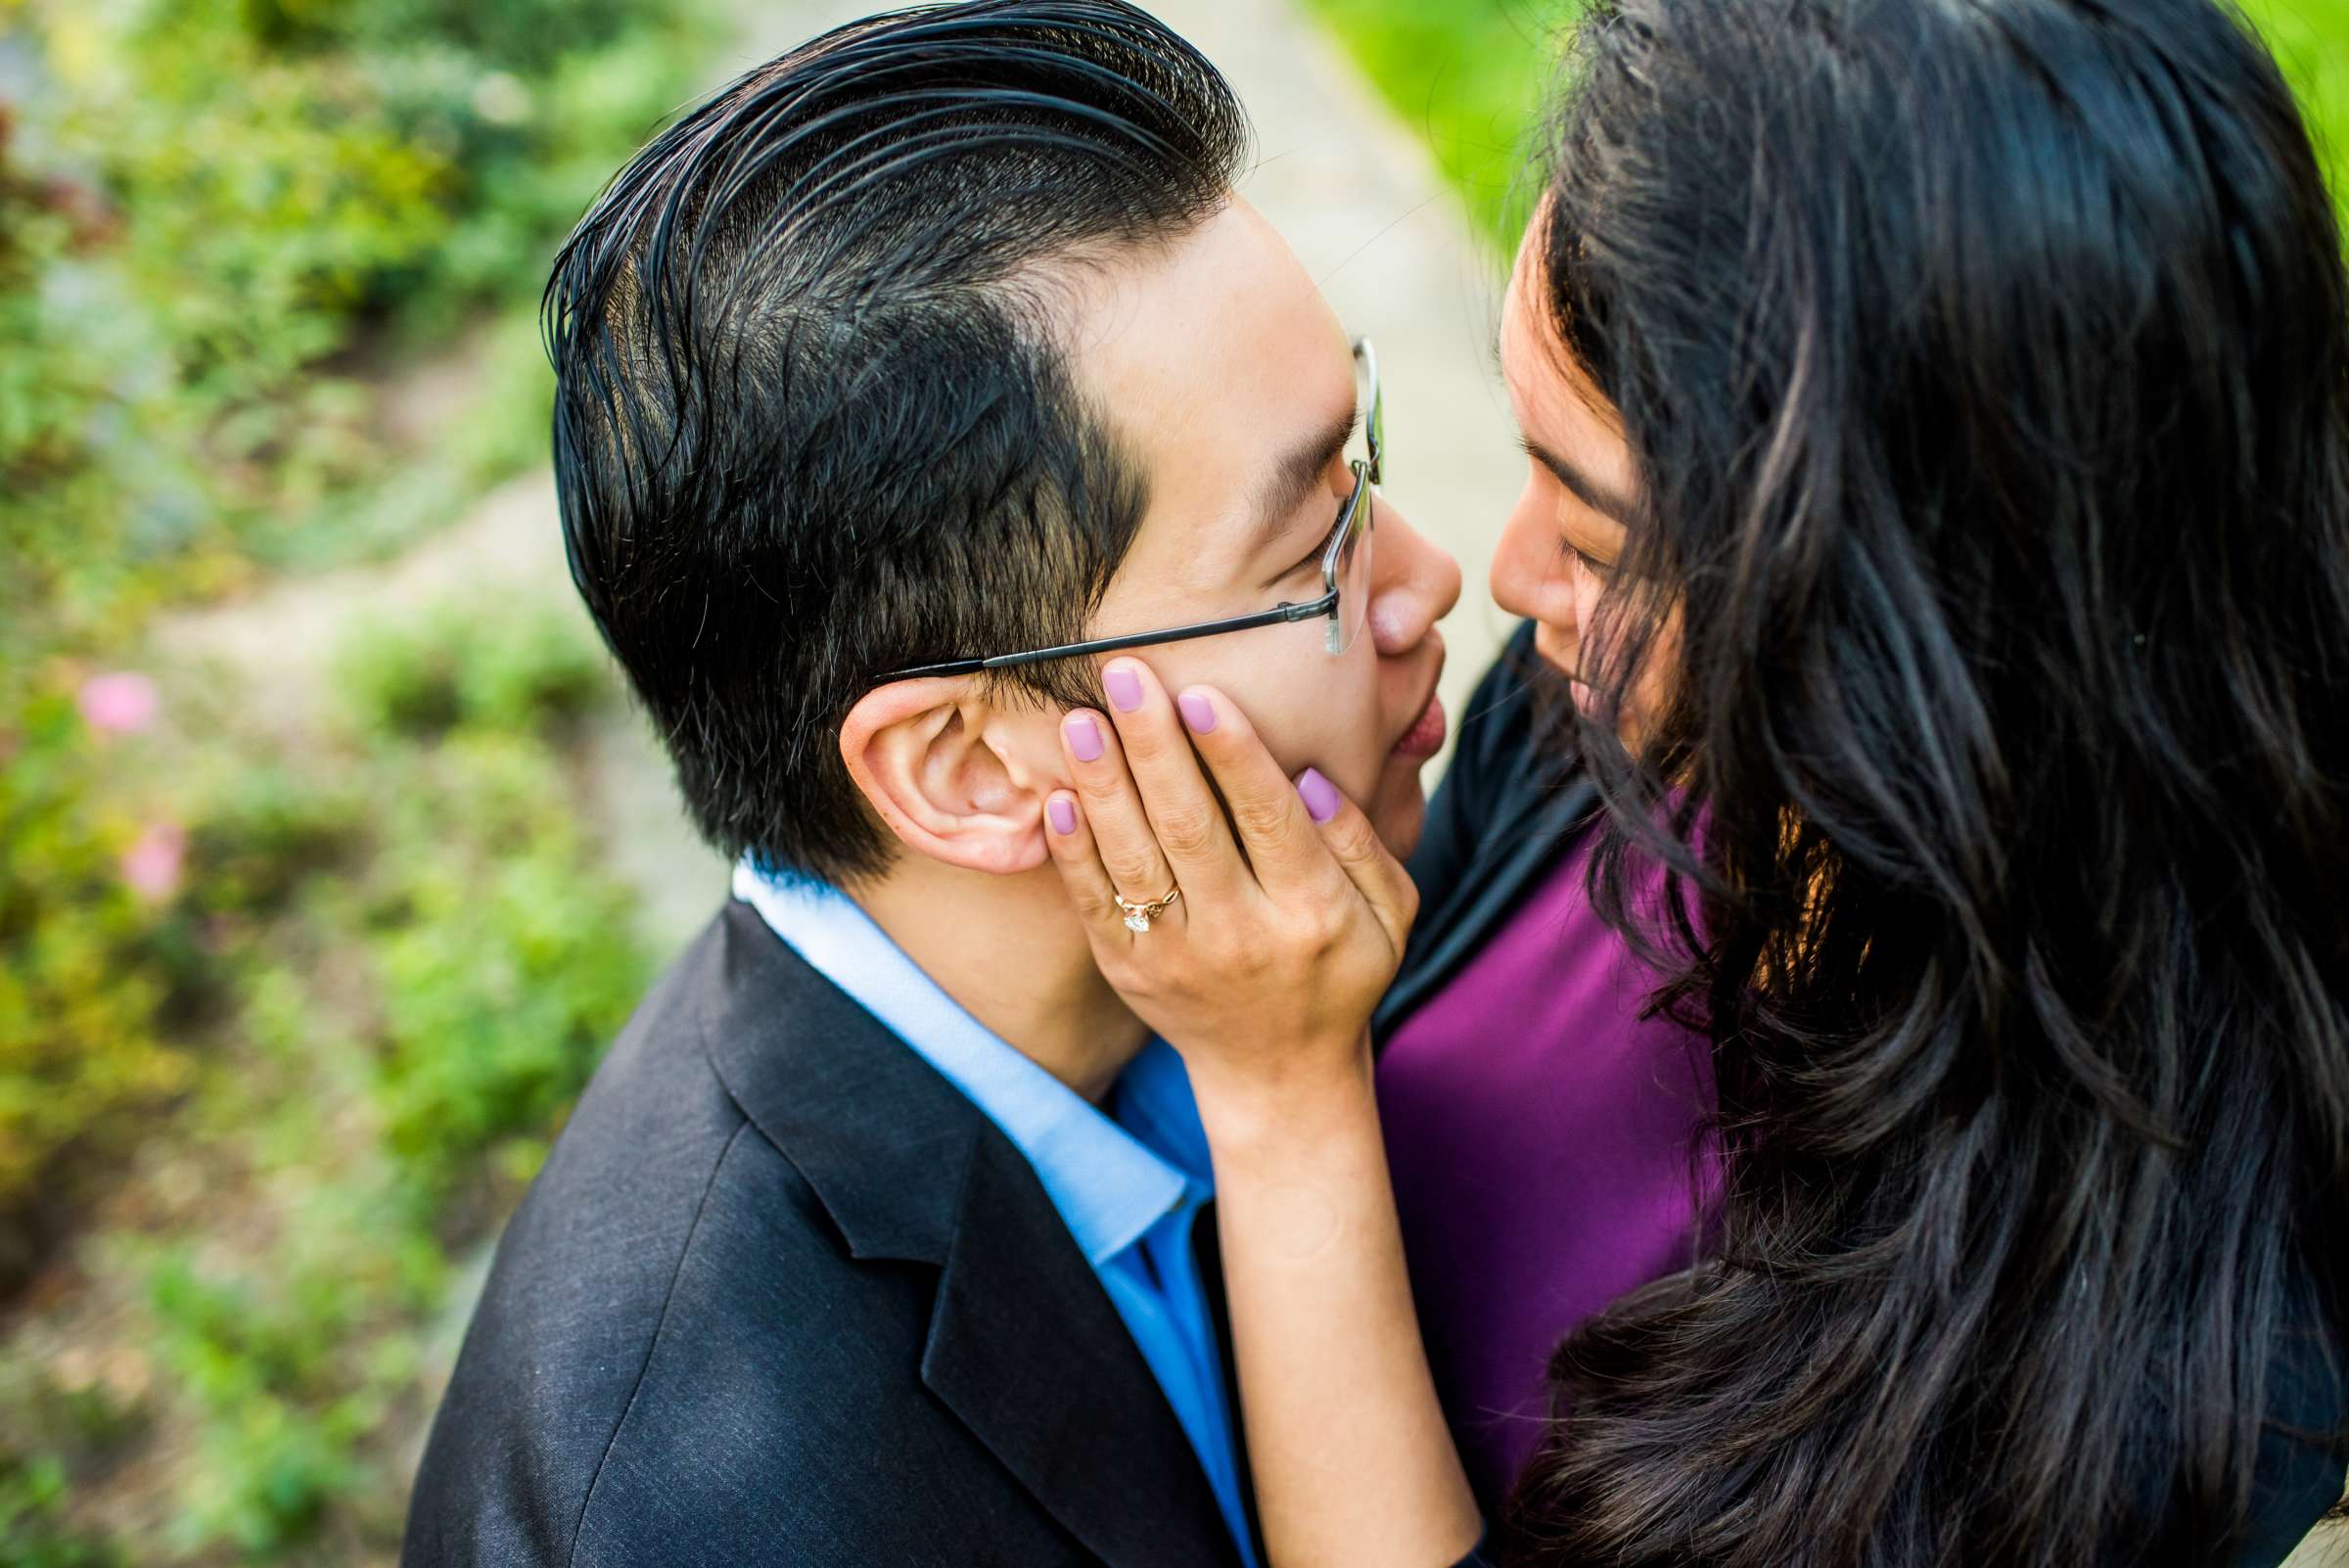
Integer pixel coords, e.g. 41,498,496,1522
1366,498,1462,655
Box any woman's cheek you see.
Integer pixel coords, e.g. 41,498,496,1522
1571,574,1606,648
1527,571,1605,677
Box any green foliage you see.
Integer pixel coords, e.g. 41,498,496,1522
55,5,452,399
0,0,699,1276
140,1244,385,1556
369,736,644,1195
1299,0,1576,254
0,0,695,1554
2240,0,2349,213
0,1367,147,1467
0,1451,123,1568
334,595,607,740
171,1395,363,1558
331,600,640,1192
14,594,648,1561
1308,0,2349,260
185,763,368,918
0,678,191,1276
2,0,714,653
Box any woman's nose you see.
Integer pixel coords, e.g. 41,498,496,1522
1490,486,1571,625
1367,499,1462,655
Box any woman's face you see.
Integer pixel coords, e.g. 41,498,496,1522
1492,216,1678,751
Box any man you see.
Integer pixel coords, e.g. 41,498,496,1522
401,1,1459,1562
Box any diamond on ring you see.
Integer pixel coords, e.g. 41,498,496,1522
1114,886,1180,935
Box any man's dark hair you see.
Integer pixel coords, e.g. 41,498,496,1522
544,0,1249,882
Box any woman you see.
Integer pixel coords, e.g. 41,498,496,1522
1041,0,2349,1563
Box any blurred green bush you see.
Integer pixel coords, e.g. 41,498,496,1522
1300,0,1562,254
335,594,607,740
2249,0,2349,202
0,678,195,1286
2,597,647,1561
0,0,706,1244
0,1450,121,1568
1,0,713,655
1,0,703,1553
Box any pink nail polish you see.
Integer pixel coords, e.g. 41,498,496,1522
1104,665,1143,713
1297,767,1341,824
1066,714,1104,761
1178,692,1216,734
1047,797,1077,835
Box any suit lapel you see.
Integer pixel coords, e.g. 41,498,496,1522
923,1130,1241,1568
700,902,1238,1568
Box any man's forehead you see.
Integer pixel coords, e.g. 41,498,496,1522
1065,199,1357,560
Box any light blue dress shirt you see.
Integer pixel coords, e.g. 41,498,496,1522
732,861,1259,1568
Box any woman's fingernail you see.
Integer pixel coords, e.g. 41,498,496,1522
1297,767,1341,824
1178,692,1217,734
1047,797,1077,835
1066,714,1104,761
1104,664,1143,713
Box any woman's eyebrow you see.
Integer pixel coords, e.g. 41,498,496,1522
1243,400,1359,555
1520,434,1637,525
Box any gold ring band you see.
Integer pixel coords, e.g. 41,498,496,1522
1113,885,1181,934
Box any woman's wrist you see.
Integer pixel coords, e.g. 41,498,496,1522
1188,1038,1381,1173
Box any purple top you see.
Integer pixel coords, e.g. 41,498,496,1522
1377,831,1718,1507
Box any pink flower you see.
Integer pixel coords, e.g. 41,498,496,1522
121,822,186,905
78,671,160,736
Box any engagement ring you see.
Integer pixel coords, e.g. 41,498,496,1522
1113,886,1182,934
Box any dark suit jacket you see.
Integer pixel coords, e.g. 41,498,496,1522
401,900,1243,1568
1375,623,2346,1563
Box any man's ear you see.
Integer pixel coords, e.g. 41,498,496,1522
839,678,1061,877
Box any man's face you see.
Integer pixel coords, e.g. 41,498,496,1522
1066,198,1461,855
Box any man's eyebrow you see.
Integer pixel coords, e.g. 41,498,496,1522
1520,435,1637,526
1245,400,1359,556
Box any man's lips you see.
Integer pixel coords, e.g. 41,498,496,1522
1390,688,1448,760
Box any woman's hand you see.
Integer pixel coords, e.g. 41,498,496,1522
1045,657,1483,1568
1042,657,1419,1122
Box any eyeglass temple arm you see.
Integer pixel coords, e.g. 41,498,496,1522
883,590,1341,682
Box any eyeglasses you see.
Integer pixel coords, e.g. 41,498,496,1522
883,338,1385,682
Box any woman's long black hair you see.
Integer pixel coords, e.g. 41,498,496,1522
1509,1,2349,1563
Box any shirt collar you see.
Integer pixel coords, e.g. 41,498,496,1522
731,860,1201,1268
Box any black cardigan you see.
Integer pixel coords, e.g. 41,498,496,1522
1374,623,1595,1044
1372,623,2345,1563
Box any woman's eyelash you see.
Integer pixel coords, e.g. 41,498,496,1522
1561,538,1614,577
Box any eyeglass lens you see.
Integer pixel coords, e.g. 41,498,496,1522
1325,475,1370,655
